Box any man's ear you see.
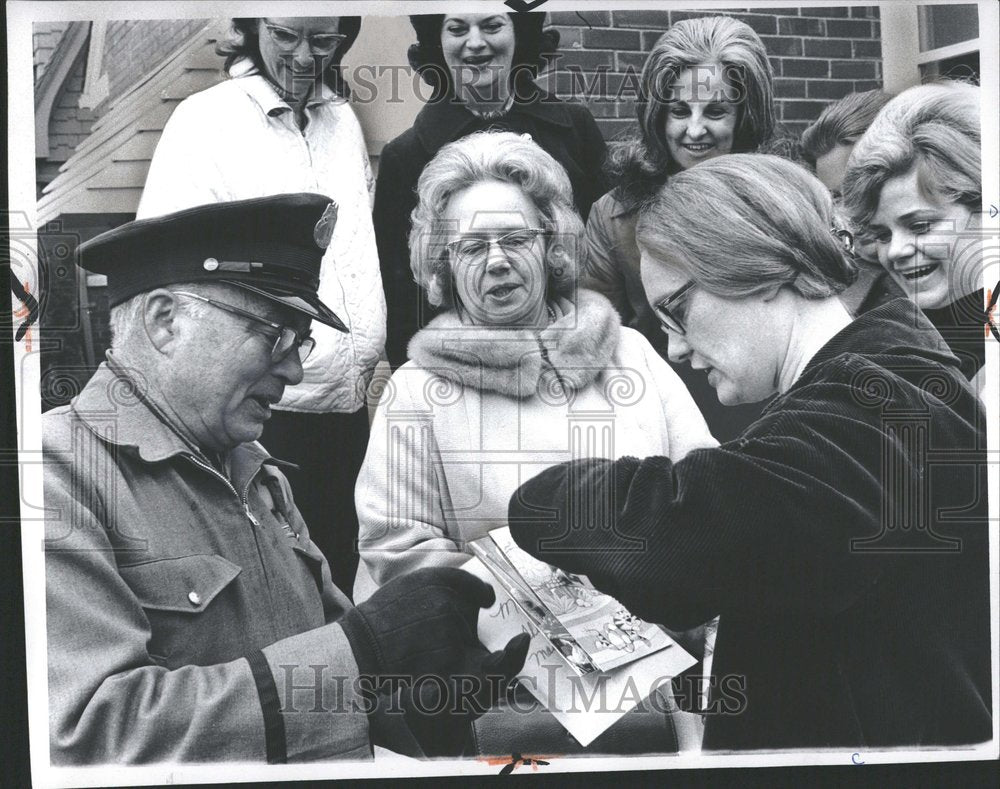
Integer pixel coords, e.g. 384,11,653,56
143,289,183,354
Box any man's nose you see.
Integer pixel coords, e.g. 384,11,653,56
665,330,692,364
273,351,305,386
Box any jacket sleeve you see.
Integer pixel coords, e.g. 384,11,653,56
373,141,421,369
508,373,891,630
44,438,371,765
136,97,229,219
355,370,467,586
573,104,608,219
582,195,634,324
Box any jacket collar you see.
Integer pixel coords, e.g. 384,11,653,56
414,82,573,154
802,297,960,378
229,58,340,118
407,289,621,398
72,356,272,482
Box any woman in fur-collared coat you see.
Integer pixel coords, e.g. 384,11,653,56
356,131,715,590
354,132,717,756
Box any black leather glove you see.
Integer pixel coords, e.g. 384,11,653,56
340,567,531,757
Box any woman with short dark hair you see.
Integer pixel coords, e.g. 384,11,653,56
508,153,991,750
375,11,608,369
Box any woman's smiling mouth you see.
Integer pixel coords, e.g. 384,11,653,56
897,263,941,282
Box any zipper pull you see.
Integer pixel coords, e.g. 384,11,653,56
244,502,260,527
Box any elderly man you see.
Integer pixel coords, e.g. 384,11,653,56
44,194,528,764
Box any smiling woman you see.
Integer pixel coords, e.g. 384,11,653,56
582,15,778,440
842,81,985,388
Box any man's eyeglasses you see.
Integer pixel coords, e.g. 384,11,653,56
445,228,546,265
173,291,315,363
263,22,347,55
654,280,697,335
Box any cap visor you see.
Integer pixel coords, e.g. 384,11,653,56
223,280,349,333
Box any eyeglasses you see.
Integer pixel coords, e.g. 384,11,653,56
653,280,696,335
445,228,546,264
262,22,347,55
173,291,315,363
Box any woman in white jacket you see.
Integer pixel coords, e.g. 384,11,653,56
138,16,384,590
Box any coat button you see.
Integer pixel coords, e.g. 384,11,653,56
188,591,202,607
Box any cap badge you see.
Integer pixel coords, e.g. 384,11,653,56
313,202,338,250
203,257,220,271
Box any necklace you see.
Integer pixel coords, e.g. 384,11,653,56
546,303,557,324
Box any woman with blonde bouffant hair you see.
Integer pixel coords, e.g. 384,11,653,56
842,81,986,390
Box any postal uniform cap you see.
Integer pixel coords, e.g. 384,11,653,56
76,193,348,332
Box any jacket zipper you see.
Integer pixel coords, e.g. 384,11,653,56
184,453,270,587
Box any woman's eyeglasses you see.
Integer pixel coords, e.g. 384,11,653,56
654,280,697,335
445,228,546,264
173,291,315,363
263,23,347,55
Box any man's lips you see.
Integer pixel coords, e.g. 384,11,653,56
248,393,281,414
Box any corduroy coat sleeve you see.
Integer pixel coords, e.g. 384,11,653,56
507,363,921,630
44,423,371,764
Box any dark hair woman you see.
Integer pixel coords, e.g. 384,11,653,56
582,15,778,441
374,12,608,369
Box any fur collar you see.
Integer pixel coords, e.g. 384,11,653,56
407,290,621,398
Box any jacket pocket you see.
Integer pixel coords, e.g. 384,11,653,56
119,554,241,612
119,555,242,666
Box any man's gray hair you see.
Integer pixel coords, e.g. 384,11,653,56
108,281,235,350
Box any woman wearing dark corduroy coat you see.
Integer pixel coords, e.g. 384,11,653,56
508,154,992,751
374,11,607,368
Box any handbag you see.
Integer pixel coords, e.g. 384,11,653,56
470,683,679,758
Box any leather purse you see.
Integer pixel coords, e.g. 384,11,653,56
470,684,679,758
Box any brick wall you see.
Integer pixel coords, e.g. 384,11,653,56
543,6,883,140
102,18,208,102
